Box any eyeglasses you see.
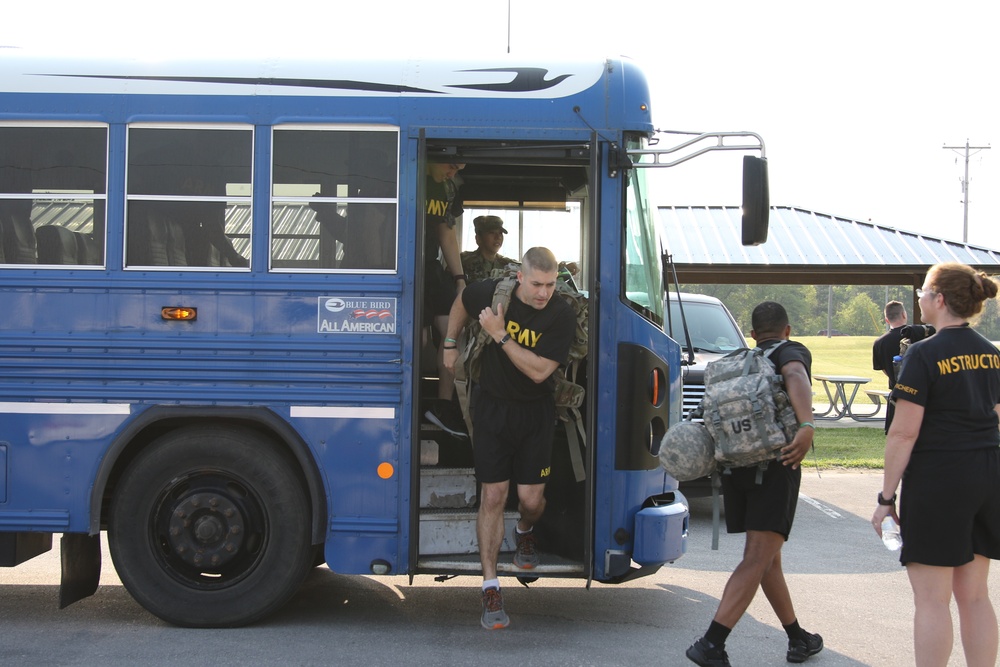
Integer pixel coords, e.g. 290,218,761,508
916,288,935,298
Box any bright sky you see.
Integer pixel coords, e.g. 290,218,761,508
4,0,997,249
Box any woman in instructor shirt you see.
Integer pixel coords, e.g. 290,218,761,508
873,262,1000,667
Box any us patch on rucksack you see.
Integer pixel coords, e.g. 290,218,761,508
700,343,799,469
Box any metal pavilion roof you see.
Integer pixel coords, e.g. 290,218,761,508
658,205,1000,286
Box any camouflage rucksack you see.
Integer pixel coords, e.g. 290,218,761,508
700,343,799,470
453,262,589,480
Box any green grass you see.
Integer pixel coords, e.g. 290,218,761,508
791,336,888,468
795,335,888,405
810,427,886,469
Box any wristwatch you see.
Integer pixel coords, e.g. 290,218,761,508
499,333,511,346
877,491,897,506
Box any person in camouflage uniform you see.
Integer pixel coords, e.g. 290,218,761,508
461,215,515,282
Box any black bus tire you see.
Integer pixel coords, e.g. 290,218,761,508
108,425,313,627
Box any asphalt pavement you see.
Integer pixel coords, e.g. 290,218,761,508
2,469,994,666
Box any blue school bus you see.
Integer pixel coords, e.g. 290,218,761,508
0,51,767,626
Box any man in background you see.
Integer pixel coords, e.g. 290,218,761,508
872,300,907,432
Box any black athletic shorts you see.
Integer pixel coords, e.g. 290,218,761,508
900,447,1000,567
424,260,457,319
721,459,801,539
471,385,555,485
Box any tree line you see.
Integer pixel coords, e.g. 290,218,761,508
678,283,1000,340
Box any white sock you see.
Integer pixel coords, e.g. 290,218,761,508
482,578,500,591
516,526,532,535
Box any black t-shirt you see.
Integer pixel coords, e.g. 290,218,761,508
759,338,812,381
424,175,463,258
892,325,1000,452
462,278,574,400
873,326,904,390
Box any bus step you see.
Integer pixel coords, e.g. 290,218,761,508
419,467,477,509
418,509,518,555
416,553,586,576
419,433,473,468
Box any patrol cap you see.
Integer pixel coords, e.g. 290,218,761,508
473,215,507,234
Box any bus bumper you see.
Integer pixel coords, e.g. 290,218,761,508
633,492,688,565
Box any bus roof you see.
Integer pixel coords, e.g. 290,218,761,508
2,51,625,99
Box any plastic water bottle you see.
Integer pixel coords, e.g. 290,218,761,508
881,516,902,551
892,355,902,379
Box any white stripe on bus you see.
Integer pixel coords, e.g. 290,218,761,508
0,402,131,414
290,406,394,419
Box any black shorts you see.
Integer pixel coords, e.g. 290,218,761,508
900,447,1000,567
721,460,801,539
424,260,457,319
471,385,555,485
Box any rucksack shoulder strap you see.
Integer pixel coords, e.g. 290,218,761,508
759,340,787,359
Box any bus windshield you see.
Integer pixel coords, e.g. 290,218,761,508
623,157,664,325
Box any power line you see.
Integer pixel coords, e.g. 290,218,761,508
943,139,990,243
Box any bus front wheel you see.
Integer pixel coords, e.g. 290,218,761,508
108,425,313,627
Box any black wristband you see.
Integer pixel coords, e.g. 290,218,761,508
499,333,511,346
453,273,468,283
877,491,897,506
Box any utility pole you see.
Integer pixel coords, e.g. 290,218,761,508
943,139,990,243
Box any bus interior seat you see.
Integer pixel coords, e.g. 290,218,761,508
0,200,38,264
35,225,98,265
128,205,188,266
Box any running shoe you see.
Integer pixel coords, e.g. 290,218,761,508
786,630,823,663
513,529,539,569
480,587,509,629
686,637,731,667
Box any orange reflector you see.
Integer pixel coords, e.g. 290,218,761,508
161,307,197,321
377,462,394,479
650,368,660,406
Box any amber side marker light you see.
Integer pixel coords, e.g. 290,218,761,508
649,367,666,407
161,307,197,321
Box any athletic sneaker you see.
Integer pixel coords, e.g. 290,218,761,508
424,399,468,438
513,529,539,569
686,637,731,667
786,630,823,663
480,587,509,629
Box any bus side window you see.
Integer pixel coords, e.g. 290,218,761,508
126,126,252,269
0,125,108,267
271,127,398,272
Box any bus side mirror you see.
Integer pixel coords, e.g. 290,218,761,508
741,156,769,246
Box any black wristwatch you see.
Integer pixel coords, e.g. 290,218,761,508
499,333,511,346
877,491,897,506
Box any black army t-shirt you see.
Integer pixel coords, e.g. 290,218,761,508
758,338,812,381
462,278,574,401
892,325,1000,452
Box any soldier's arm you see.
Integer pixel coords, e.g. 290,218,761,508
779,359,814,468
442,295,472,373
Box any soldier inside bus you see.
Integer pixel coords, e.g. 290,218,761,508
461,215,516,282
422,161,469,437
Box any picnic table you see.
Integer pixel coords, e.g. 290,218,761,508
813,374,881,421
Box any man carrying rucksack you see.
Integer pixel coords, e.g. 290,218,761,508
687,302,823,667
442,247,574,631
